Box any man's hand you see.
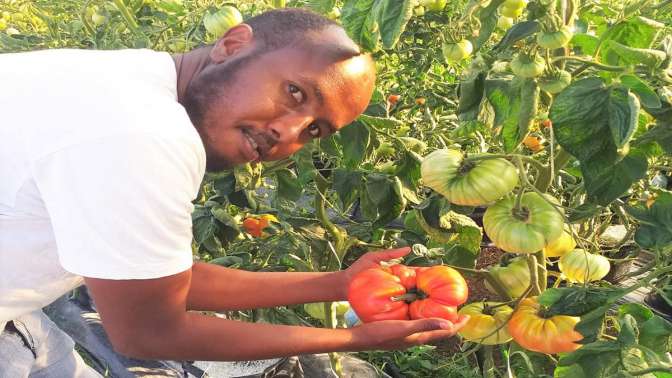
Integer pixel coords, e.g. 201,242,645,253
350,315,470,351
337,247,411,298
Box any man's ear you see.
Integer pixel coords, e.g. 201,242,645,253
210,24,254,63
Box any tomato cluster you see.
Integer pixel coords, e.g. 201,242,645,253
347,265,468,323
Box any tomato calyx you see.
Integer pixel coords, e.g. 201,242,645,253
458,160,476,175
391,288,429,303
511,206,531,222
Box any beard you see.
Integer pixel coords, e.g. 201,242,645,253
181,50,260,171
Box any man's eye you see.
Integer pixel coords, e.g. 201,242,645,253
307,124,321,137
288,84,304,103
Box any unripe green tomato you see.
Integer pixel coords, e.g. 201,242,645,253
539,69,572,94
497,16,514,30
421,0,447,11
91,12,107,26
500,5,523,18
442,39,473,63
304,301,350,320
484,257,530,298
483,192,564,254
503,0,528,8
421,149,519,206
203,6,243,38
537,26,573,49
559,249,610,283
414,6,426,17
510,54,545,78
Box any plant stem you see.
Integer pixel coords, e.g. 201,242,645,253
535,250,548,292
551,56,625,72
535,147,572,192
324,302,344,378
527,255,542,296
112,0,139,31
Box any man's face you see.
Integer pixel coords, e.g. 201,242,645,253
184,37,376,171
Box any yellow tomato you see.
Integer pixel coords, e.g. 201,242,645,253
458,302,513,345
508,297,582,354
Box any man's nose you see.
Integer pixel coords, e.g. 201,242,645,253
267,113,312,143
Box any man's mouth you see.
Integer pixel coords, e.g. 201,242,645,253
241,129,261,161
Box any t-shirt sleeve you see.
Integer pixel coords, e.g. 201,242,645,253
31,133,205,279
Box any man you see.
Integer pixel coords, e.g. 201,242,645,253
0,8,468,376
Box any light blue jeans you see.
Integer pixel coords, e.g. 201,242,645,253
0,310,101,378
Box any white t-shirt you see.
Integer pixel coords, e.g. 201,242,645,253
0,49,206,326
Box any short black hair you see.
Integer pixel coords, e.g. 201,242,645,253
244,8,360,58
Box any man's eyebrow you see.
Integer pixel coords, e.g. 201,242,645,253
298,76,325,106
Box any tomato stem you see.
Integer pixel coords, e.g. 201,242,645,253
527,255,542,296
392,293,418,303
535,250,548,292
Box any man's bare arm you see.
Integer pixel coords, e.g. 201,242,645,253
185,262,346,311
84,268,467,361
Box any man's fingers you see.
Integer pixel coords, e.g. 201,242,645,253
403,317,453,334
408,329,461,345
367,247,411,263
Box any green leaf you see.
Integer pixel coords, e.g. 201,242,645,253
619,75,662,109
541,286,627,317
551,78,646,205
474,0,505,50
618,303,654,323
292,143,318,184
626,191,672,249
339,121,371,168
332,168,364,210
361,173,406,228
357,114,405,129
608,88,640,148
617,314,640,346
210,255,244,267
494,21,540,51
568,203,602,223
213,173,236,196
193,213,218,244
276,169,303,201
458,72,486,122
554,364,587,378
342,0,379,51
485,79,517,127
341,0,414,51
635,122,672,155
396,151,423,204
581,149,648,205
639,315,672,355
374,0,414,49
210,205,239,231
306,0,337,14
601,16,665,65
572,33,600,56
558,340,620,366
